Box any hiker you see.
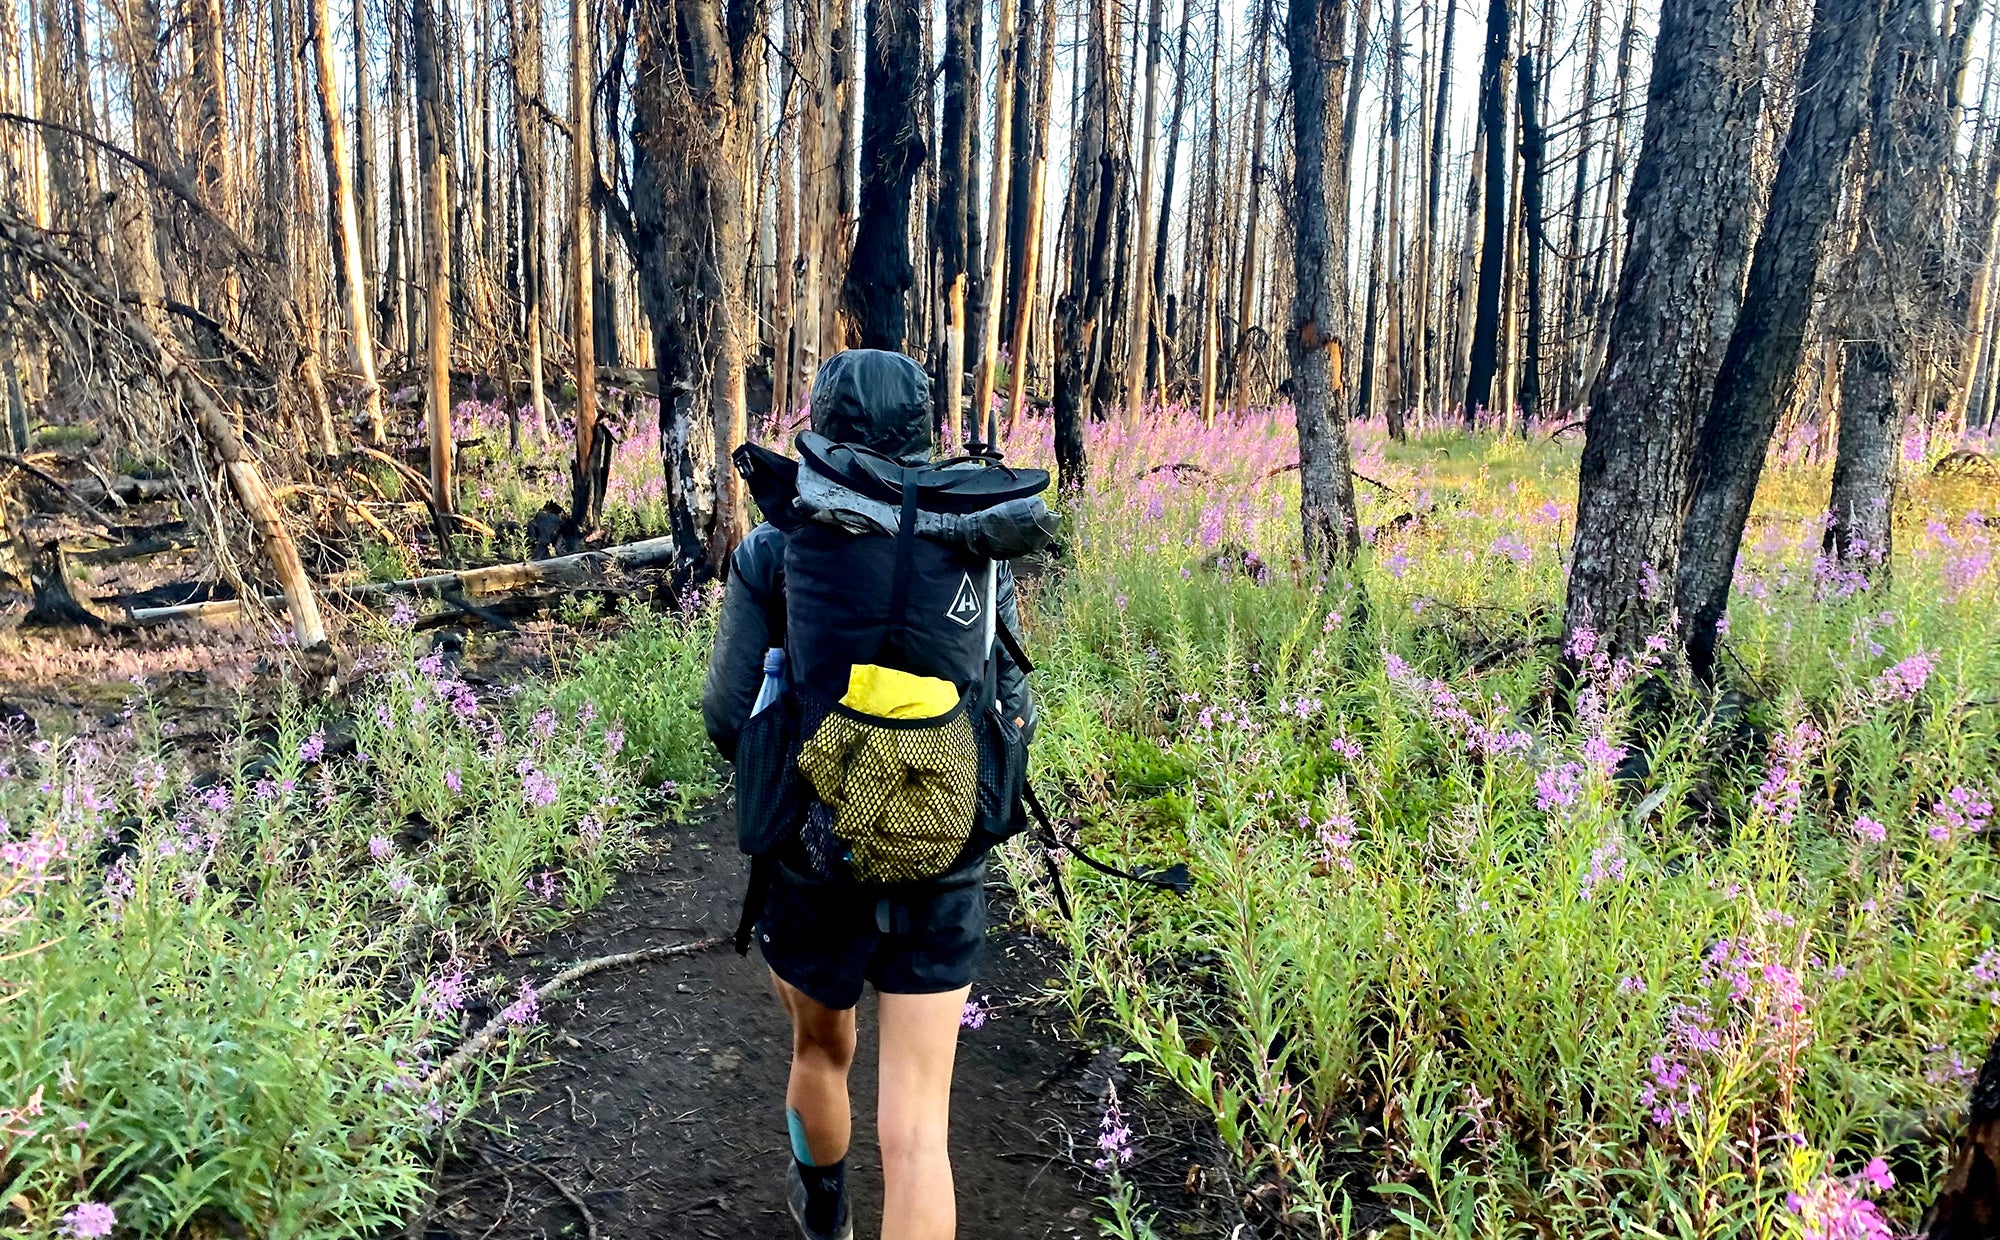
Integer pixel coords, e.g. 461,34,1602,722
702,348,1044,1240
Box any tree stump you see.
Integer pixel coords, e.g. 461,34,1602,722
22,540,123,629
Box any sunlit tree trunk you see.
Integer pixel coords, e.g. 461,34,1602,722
1120,0,1165,426
970,0,1020,446
310,0,383,445
569,0,599,529
415,0,454,513
1228,0,1272,416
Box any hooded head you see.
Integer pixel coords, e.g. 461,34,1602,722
809,349,934,462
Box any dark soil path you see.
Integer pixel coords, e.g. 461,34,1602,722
419,808,1235,1240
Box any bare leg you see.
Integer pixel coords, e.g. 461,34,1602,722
877,986,971,1240
773,971,858,1164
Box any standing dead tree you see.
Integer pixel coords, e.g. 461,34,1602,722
1676,0,1888,678
1827,0,1953,577
839,0,925,349
1289,0,1362,562
630,0,768,572
1562,0,1771,657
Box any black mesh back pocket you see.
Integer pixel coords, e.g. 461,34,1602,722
735,691,809,856
794,690,980,884
972,705,1029,847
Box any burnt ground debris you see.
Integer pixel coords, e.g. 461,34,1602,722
416,805,1239,1240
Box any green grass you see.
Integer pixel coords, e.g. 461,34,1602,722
995,412,1999,1237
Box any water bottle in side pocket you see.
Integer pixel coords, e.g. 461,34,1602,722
751,648,786,715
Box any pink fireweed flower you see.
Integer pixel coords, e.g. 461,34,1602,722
1872,651,1934,702
501,983,541,1027
1637,1054,1697,1126
521,768,560,808
444,768,462,794
368,835,393,862
1579,843,1627,901
960,997,990,1030
1850,815,1887,845
60,1202,116,1239
1787,1159,1894,1240
1536,762,1587,813
1091,1101,1135,1172
418,966,471,1018
1753,721,1821,827
1929,786,1994,842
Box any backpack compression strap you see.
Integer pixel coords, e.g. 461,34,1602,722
876,469,923,667
1023,782,1193,898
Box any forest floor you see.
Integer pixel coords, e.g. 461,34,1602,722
410,803,1242,1240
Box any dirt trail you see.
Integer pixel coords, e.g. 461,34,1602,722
419,807,1221,1240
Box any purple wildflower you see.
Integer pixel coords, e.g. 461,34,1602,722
61,1203,116,1239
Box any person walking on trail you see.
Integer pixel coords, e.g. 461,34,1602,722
702,349,1043,1240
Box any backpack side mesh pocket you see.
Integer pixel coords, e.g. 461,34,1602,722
735,690,809,857
971,703,1029,849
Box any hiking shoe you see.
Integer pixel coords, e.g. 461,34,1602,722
786,1161,853,1240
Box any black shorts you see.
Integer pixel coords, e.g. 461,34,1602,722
756,857,987,1011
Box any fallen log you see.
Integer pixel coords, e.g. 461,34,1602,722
1,453,120,530
129,535,682,626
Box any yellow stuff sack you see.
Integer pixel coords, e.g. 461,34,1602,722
797,664,977,882
838,664,960,719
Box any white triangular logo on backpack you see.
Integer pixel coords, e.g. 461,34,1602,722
946,572,982,628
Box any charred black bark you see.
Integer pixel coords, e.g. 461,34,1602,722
1462,0,1510,420
1562,0,1771,657
1827,0,1950,579
1516,52,1548,424
841,0,926,349
1288,0,1361,561
1676,0,1886,678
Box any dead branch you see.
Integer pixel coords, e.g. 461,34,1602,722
0,208,327,649
0,454,119,529
424,936,724,1091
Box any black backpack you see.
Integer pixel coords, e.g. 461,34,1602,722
729,435,1053,951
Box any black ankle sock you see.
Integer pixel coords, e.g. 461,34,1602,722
797,1158,846,1233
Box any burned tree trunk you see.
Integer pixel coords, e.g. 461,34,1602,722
511,0,551,442
631,0,767,570
569,0,600,532
1516,51,1547,424
1288,0,1361,562
414,0,454,514
1229,0,1274,417
839,0,925,348
1927,1033,2000,1240
970,0,1021,445
309,0,385,445
1561,0,1771,657
1462,0,1510,420
1121,0,1166,425
1827,0,1949,577
1676,0,1886,677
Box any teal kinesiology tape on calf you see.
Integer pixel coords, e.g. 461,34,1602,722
787,1107,816,1166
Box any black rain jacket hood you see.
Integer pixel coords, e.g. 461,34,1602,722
808,349,934,462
